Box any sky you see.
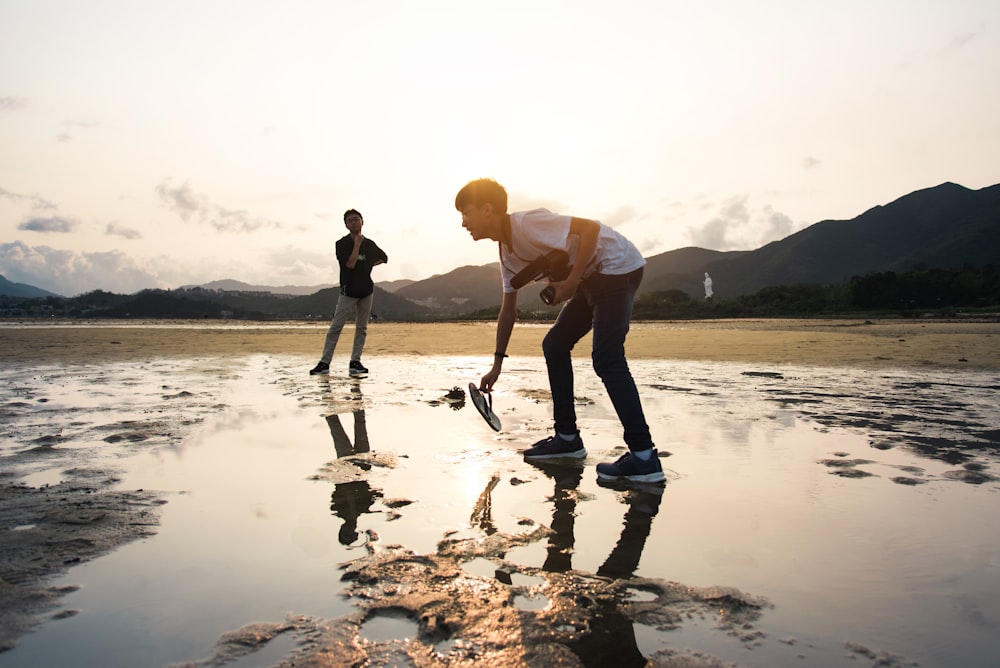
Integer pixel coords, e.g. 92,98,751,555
2,0,998,297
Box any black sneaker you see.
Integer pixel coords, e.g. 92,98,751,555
309,361,330,375
596,449,666,483
348,360,368,377
522,433,587,460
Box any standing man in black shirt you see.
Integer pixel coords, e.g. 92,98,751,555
309,209,388,377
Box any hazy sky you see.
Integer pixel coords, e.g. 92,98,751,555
2,1,998,296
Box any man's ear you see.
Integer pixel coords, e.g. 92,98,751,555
482,202,494,217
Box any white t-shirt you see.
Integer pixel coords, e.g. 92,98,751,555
499,209,646,293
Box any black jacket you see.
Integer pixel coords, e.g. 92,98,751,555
336,235,388,298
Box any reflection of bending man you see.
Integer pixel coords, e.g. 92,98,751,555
527,461,663,579
527,461,659,667
326,410,380,545
596,485,663,579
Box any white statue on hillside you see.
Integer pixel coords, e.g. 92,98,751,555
703,272,713,299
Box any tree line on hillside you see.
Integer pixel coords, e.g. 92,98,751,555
632,265,1000,319
2,265,998,320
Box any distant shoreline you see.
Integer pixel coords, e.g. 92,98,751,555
2,318,998,370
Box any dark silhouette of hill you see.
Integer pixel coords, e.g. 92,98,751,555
285,286,431,320
641,247,747,296
21,285,432,320
395,264,503,313
184,279,337,295
696,182,1000,298
0,274,60,298
394,262,562,313
98,291,257,319
378,279,415,293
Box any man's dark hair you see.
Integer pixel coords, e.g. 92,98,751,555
344,209,363,222
455,178,507,213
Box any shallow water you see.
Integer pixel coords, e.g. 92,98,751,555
1,354,999,667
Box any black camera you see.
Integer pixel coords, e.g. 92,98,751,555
538,285,557,305
510,250,571,305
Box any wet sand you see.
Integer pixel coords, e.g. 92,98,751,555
1,319,999,667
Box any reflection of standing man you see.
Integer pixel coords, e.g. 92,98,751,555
310,209,388,377
703,272,713,300
326,410,370,458
326,410,381,545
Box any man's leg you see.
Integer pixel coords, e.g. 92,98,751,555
320,294,359,364
350,294,374,363
589,269,653,451
326,414,353,458
542,293,594,436
352,410,370,454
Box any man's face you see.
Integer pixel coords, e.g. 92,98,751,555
345,214,363,234
460,203,492,241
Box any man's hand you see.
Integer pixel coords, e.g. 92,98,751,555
480,365,501,392
543,277,580,305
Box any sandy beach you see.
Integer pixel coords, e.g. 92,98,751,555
1,318,999,667
2,317,999,368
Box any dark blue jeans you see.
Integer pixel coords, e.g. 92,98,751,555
542,267,653,452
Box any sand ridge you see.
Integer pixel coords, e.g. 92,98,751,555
1,318,998,369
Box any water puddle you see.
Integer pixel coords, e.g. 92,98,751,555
1,355,998,667
359,609,420,642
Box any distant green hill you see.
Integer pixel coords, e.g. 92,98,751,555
694,182,1000,298
286,286,431,320
395,264,503,313
641,247,746,295
0,274,60,298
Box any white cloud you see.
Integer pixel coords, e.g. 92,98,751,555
634,235,663,254
0,240,339,296
0,186,56,211
1,242,168,296
106,222,142,239
686,196,802,251
155,179,286,233
17,216,78,233
687,196,750,250
0,96,28,110
55,119,100,142
761,208,796,243
600,205,638,229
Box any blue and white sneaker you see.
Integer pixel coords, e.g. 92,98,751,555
596,449,666,483
522,433,587,460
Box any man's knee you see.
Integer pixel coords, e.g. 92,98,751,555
542,331,570,358
592,348,627,377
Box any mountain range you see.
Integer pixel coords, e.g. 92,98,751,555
382,181,1000,313
3,182,998,314
0,274,60,298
